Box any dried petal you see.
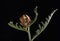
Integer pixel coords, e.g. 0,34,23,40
19,14,31,27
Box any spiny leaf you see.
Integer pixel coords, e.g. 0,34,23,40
32,9,58,41
8,21,25,31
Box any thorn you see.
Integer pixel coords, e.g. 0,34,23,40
45,18,48,21
16,22,18,25
38,24,41,30
48,16,51,19
10,21,13,24
36,29,40,34
16,22,18,27
41,21,44,26
36,6,38,9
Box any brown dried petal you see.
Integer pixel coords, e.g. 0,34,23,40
19,14,31,27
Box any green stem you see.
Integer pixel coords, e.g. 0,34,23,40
30,6,38,26
27,27,32,41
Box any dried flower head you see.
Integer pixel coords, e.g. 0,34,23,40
19,14,31,27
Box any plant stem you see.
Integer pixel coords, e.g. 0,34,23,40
27,27,32,41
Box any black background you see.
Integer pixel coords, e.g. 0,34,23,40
1,0,60,41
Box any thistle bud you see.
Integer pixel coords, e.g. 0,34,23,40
19,14,31,27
